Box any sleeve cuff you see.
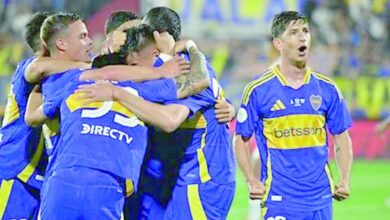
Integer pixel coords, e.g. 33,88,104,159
159,53,173,62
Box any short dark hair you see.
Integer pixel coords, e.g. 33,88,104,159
25,11,53,52
92,52,127,68
104,10,139,35
143,7,181,41
271,11,308,38
40,12,81,50
92,24,155,68
121,24,155,54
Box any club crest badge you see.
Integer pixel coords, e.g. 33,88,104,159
309,95,322,111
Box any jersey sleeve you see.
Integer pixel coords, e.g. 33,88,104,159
42,78,63,119
130,78,178,103
235,87,260,139
326,85,352,135
42,69,82,119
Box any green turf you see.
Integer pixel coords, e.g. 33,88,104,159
228,160,390,220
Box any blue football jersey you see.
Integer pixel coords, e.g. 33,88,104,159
0,57,46,189
42,68,178,189
143,54,235,189
235,65,352,211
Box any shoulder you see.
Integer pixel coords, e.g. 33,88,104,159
242,69,276,105
311,70,343,99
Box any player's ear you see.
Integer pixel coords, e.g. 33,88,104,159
152,49,160,57
55,38,67,52
273,38,282,51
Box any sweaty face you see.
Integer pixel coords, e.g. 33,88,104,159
62,20,93,62
278,20,311,64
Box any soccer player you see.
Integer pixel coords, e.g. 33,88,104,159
0,11,65,220
27,25,209,219
235,11,353,219
135,7,236,220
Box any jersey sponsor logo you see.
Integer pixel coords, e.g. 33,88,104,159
271,99,286,111
263,114,326,149
80,123,133,144
237,107,248,123
310,95,322,110
274,127,323,138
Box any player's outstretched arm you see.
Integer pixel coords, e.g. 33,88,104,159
76,81,190,133
79,56,190,82
174,43,210,98
25,57,90,83
333,130,353,201
234,134,265,200
25,86,47,127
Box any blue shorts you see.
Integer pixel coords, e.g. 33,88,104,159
164,181,235,220
263,204,332,220
0,178,40,220
40,167,126,220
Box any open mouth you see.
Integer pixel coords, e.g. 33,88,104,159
298,46,307,52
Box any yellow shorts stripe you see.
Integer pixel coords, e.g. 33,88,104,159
0,179,15,218
187,184,207,220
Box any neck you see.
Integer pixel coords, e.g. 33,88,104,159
50,50,73,61
279,58,307,88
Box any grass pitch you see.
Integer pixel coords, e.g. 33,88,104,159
228,160,390,220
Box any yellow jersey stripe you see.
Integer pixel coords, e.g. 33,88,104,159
179,112,207,129
198,127,211,183
125,179,134,197
17,132,45,183
242,71,273,103
262,154,272,204
312,72,343,99
243,71,275,105
2,89,20,126
187,184,207,220
304,67,312,84
325,164,335,195
273,66,288,85
273,65,312,86
261,206,268,220
0,179,14,218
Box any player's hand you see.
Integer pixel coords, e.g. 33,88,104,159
75,80,114,104
159,55,190,78
154,31,175,55
100,30,126,55
215,100,235,123
333,181,350,201
247,178,265,200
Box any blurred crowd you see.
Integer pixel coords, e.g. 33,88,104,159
0,0,389,122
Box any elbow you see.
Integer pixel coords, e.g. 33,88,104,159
24,113,42,127
159,118,181,133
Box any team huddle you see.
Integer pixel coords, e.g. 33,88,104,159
0,7,353,220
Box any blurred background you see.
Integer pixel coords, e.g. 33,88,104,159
0,0,389,219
